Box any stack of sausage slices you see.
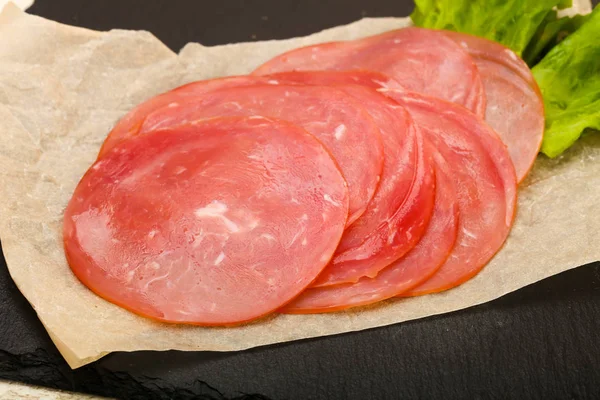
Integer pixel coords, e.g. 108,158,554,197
64,27,543,325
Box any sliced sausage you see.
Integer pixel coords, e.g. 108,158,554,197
283,151,458,313
264,71,435,286
121,84,385,226
63,116,349,325
99,76,264,158
445,31,545,182
253,27,486,116
384,92,517,295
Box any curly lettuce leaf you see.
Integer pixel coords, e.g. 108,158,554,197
533,6,600,158
411,0,572,55
523,11,591,66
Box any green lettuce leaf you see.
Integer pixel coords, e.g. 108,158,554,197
533,6,600,158
411,0,571,55
523,11,591,66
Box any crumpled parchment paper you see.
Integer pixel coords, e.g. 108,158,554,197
0,0,32,13
0,2,598,369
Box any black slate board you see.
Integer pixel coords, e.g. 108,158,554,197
2,0,600,399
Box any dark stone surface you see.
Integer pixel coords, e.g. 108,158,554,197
27,0,415,52
1,1,599,399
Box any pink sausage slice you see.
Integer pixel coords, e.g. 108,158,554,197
283,151,458,313
99,76,266,158
386,92,517,295
137,84,384,226
444,31,545,182
253,27,486,116
64,117,349,325
268,71,435,286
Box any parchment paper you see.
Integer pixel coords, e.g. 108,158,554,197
0,0,33,13
0,2,598,369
